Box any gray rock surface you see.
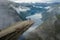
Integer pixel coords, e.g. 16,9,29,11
0,0,21,30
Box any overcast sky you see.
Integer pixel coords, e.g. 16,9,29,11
10,0,60,3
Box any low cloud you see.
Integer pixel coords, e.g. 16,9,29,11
10,0,60,3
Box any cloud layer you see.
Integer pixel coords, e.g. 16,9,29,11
10,0,60,3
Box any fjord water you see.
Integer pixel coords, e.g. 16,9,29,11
18,3,52,40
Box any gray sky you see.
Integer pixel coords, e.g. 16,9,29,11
10,0,60,3
52,0,60,2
